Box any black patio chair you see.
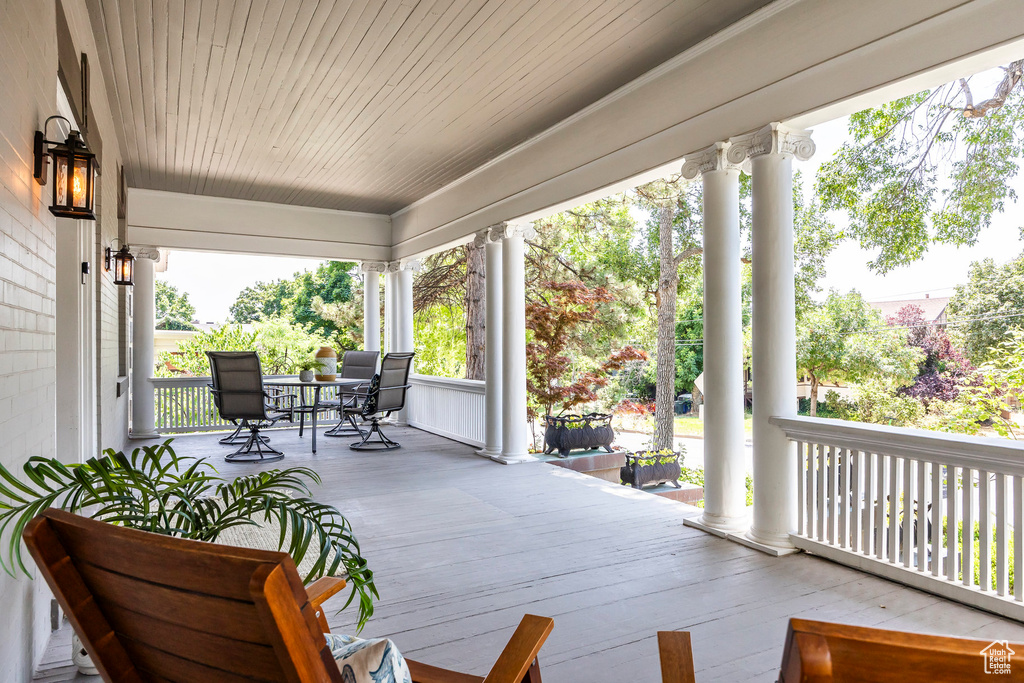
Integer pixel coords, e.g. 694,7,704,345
322,350,379,438
347,352,414,451
207,351,294,463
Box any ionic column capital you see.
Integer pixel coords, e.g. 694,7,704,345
134,247,162,261
492,222,536,242
681,141,746,179
386,259,422,273
728,122,815,164
360,261,388,274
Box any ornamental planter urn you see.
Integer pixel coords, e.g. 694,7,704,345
543,413,615,458
620,450,682,490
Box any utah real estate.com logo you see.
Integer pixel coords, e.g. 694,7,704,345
982,641,1015,675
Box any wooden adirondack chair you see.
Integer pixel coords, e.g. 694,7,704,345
23,509,553,683
656,618,1024,682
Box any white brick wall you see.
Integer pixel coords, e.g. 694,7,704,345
0,1,128,679
0,0,60,678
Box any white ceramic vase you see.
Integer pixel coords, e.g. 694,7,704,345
72,631,99,676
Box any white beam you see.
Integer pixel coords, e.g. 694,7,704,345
390,0,1024,259
127,189,391,260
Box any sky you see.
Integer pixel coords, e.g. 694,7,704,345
158,65,1024,322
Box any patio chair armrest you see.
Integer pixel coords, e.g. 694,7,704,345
406,661,484,683
657,631,696,683
307,576,347,633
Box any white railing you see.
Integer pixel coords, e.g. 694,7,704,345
773,415,1024,622
406,374,486,448
152,375,343,433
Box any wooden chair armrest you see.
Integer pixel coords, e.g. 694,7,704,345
407,660,484,683
658,631,696,683
306,576,347,633
482,615,554,683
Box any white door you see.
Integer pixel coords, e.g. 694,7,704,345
55,217,98,463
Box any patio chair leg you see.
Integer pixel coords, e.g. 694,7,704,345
225,420,284,463
349,417,401,451
219,420,268,445
325,412,367,438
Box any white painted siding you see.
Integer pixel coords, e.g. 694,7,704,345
61,0,131,457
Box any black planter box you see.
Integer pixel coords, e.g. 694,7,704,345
543,413,615,458
620,450,682,490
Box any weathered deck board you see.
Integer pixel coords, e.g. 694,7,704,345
36,426,1024,682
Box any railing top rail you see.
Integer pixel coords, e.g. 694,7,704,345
409,373,485,394
151,374,299,387
771,415,1024,475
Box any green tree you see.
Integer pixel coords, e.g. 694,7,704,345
816,60,1024,273
796,290,921,416
229,279,294,323
947,254,1024,363
290,261,356,339
155,281,197,330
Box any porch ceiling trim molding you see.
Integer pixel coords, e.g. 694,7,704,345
390,0,1024,260
126,188,391,261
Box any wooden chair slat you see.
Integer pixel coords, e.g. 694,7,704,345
125,638,280,683
99,602,283,678
75,560,271,643
52,513,287,601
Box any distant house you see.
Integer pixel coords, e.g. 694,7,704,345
868,294,950,328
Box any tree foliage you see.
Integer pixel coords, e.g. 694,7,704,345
886,304,978,403
227,261,358,347
947,253,1024,363
816,61,1024,272
155,281,197,330
157,319,331,377
796,290,921,415
229,279,295,324
525,281,647,418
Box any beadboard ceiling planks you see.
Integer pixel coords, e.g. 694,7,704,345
88,0,772,215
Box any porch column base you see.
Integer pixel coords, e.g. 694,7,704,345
128,430,161,439
684,510,749,537
476,446,502,459
741,527,799,556
490,452,538,465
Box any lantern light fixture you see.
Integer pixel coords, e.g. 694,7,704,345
105,239,135,286
33,115,97,221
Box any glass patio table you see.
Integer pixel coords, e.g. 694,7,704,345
263,377,364,454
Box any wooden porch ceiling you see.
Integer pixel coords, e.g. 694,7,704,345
85,0,772,215
44,427,1023,682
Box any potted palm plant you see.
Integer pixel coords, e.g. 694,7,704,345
0,440,377,672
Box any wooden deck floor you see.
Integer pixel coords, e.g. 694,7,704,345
37,426,1024,681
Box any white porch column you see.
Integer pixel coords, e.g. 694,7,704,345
731,123,814,553
477,227,503,458
384,267,397,354
130,249,161,438
392,260,420,426
494,223,536,464
361,262,385,353
681,143,748,534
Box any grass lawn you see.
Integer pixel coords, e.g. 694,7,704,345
673,413,753,438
